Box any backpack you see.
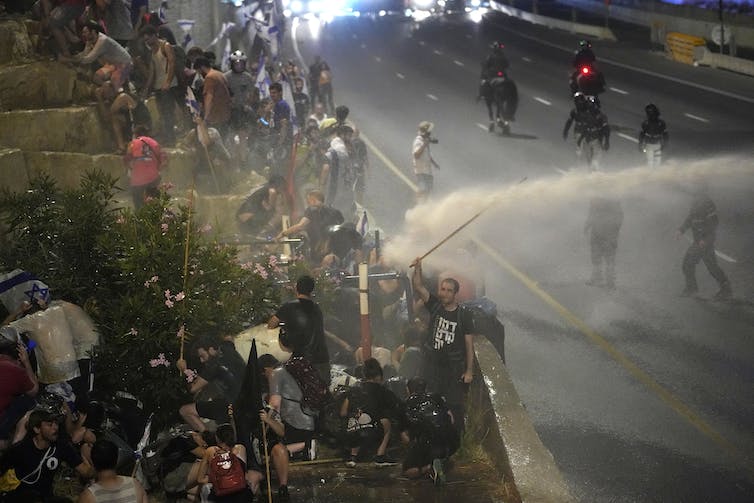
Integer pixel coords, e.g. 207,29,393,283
283,356,329,413
405,394,453,439
141,432,194,490
319,205,344,229
208,449,246,497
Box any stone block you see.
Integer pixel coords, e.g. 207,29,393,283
23,151,95,189
0,147,28,192
194,194,246,235
0,62,93,111
0,107,111,153
0,20,34,66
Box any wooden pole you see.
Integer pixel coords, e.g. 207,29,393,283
262,423,273,503
358,262,371,361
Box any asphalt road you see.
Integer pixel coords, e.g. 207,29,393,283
290,10,754,502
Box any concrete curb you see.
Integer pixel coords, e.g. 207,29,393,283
473,336,574,503
694,46,754,77
490,1,617,41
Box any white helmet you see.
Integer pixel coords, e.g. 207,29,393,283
229,50,247,63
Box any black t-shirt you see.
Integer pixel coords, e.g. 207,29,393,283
199,348,246,402
275,298,329,364
424,294,475,364
349,381,402,421
0,435,82,497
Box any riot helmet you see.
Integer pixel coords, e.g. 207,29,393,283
645,103,660,118
229,50,247,72
490,41,504,52
573,92,587,110
578,39,592,50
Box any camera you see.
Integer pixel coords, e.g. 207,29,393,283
428,137,439,144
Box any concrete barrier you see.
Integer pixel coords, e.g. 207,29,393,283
472,335,574,503
490,1,617,41
694,46,754,77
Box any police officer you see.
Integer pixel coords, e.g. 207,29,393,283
577,98,610,172
478,41,510,100
638,103,668,168
572,39,596,69
584,198,623,289
676,187,732,299
563,92,589,141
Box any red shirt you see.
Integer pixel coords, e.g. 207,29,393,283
0,354,34,414
124,136,166,187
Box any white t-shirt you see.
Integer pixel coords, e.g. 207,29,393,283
412,134,432,175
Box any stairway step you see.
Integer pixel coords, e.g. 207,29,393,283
0,19,35,66
0,61,93,110
0,106,110,153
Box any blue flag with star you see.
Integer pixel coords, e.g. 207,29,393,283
0,269,51,313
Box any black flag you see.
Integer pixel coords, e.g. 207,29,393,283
234,338,263,449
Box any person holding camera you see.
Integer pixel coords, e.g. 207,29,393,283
412,121,439,203
0,331,39,451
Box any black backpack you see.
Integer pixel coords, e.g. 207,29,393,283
141,432,195,490
319,205,344,229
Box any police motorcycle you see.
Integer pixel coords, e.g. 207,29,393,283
480,42,518,135
569,40,605,107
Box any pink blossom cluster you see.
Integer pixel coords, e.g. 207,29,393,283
127,327,138,336
143,275,159,288
158,181,175,192
199,224,213,234
149,353,170,368
184,368,198,383
164,289,186,308
176,324,185,340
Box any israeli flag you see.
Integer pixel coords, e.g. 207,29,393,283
0,269,51,313
256,54,271,98
281,74,297,132
185,87,201,118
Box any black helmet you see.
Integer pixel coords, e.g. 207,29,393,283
578,39,592,49
645,103,660,117
573,92,587,106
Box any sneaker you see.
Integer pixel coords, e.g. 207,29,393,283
307,438,317,461
374,455,398,467
431,458,446,486
277,485,289,501
345,455,357,468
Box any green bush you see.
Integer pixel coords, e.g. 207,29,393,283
0,170,280,429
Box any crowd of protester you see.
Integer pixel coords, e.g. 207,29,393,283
0,3,482,502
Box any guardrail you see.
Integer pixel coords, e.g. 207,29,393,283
489,1,617,41
693,46,754,77
665,32,706,65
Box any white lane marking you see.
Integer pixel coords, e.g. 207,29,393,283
617,132,639,143
534,97,552,106
684,112,709,123
396,72,405,79
433,49,444,55
454,60,465,67
476,122,489,131
375,56,382,62
427,93,439,101
610,87,629,95
418,40,426,46
492,22,754,104
522,56,532,62
360,43,366,49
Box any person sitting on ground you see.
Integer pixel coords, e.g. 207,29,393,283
78,438,147,502
196,423,261,502
236,174,288,237
0,409,95,502
258,353,317,501
340,357,402,468
157,430,210,500
276,189,343,264
176,336,246,434
400,377,459,486
0,332,38,452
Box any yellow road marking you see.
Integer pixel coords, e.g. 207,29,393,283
364,132,754,477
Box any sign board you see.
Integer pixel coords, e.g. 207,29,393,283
711,25,730,46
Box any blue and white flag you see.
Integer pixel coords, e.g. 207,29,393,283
185,86,201,118
256,54,271,98
357,210,369,237
281,74,297,132
0,269,51,313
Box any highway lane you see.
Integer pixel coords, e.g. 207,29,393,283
291,12,754,502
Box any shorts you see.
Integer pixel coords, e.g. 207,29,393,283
49,3,85,30
97,63,132,91
196,399,231,422
415,173,433,194
163,461,197,493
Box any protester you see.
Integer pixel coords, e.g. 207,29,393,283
292,77,311,125
196,423,258,502
0,334,38,452
268,275,330,385
412,121,438,203
176,336,246,433
321,124,354,211
276,189,344,264
78,438,147,502
34,0,87,59
258,354,317,501
0,409,94,502
236,174,287,236
308,102,327,128
124,125,167,209
584,197,623,290
194,56,232,136
400,377,459,485
84,0,134,47
143,24,180,144
411,257,475,433
340,358,401,467
269,82,292,175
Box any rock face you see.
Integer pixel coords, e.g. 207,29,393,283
0,62,93,110
0,20,34,66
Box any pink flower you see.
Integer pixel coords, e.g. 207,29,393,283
165,299,174,309
200,224,213,234
128,327,138,336
174,292,185,302
161,223,169,234
159,181,175,191
151,275,159,283
184,368,197,383
240,262,253,270
176,324,185,339
149,353,170,368
268,255,278,266
164,289,172,299
254,263,269,279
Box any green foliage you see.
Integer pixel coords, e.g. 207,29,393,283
0,170,281,429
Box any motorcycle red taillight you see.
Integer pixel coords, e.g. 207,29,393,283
581,66,590,74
